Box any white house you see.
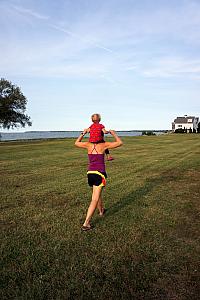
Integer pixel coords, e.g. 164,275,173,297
172,115,199,132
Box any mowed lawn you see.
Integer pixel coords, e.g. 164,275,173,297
0,134,200,300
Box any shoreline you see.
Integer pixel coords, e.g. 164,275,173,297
0,130,167,142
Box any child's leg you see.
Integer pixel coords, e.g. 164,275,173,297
105,148,114,160
105,149,110,155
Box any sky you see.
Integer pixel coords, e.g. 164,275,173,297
0,0,200,131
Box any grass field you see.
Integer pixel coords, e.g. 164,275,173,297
1,134,200,299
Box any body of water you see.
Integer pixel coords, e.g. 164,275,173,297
0,130,165,141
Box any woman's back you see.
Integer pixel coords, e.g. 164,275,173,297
87,142,105,154
88,143,106,173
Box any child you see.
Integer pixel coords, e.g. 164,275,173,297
83,113,114,161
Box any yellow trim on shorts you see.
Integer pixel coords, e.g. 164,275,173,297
87,171,106,187
87,170,106,179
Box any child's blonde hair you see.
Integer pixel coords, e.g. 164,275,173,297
91,113,101,122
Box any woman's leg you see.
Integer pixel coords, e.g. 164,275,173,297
97,194,104,215
83,185,103,227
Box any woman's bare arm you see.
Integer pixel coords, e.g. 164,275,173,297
74,133,89,148
104,130,123,149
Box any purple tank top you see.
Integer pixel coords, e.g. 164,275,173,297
88,154,106,173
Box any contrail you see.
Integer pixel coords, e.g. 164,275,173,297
95,44,114,53
12,5,49,20
100,74,118,84
50,24,115,54
12,4,115,55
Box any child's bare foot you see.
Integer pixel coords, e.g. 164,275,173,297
99,208,107,216
107,156,114,161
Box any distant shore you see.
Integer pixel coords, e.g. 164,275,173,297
0,130,167,142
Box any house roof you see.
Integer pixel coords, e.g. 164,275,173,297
174,116,195,123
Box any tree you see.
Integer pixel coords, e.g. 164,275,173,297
197,122,200,133
175,128,184,133
0,78,32,129
142,130,155,136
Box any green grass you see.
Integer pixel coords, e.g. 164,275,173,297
1,134,200,299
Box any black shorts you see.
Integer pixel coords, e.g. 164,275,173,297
87,171,107,187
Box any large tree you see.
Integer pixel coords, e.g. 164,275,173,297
197,122,200,133
0,78,32,129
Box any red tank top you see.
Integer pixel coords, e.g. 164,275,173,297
89,123,105,142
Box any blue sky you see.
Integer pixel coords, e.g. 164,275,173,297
1,0,200,131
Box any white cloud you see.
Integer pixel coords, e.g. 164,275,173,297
142,57,200,78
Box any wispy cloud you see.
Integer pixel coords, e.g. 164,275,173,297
1,0,200,131
0,1,117,79
1,0,200,83
142,57,200,78
100,74,119,85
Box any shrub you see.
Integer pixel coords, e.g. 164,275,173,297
142,131,155,136
175,128,185,133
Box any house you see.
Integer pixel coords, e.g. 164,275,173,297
172,115,199,132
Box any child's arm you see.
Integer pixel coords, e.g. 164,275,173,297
102,128,110,134
82,127,90,135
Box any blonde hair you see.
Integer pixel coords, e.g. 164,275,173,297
91,113,101,122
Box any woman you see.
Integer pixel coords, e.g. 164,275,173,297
75,130,123,231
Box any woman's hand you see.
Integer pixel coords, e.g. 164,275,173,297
82,128,88,135
109,130,116,135
104,130,122,149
